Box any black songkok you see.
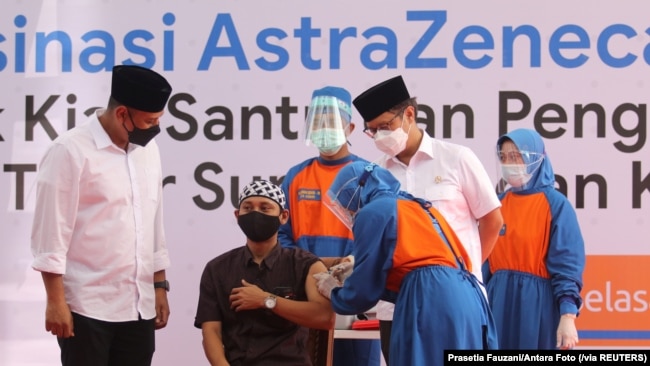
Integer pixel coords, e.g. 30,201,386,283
111,65,172,112
353,75,411,122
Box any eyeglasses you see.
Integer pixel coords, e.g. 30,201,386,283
498,151,524,164
363,107,407,138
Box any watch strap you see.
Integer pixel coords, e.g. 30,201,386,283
154,280,170,292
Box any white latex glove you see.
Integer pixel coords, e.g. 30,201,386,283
341,255,355,265
313,272,341,300
556,314,578,349
329,255,354,283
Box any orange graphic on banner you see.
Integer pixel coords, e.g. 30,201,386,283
577,255,650,346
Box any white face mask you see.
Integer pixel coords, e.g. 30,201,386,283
373,125,409,156
310,128,347,156
501,164,532,188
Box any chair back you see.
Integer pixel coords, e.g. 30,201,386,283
307,328,334,366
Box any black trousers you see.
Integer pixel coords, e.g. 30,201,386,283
57,312,155,366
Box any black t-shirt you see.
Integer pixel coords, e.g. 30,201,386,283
195,243,319,366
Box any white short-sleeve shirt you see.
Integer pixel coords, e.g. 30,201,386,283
376,130,500,320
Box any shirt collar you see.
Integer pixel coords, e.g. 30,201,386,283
418,130,435,159
243,242,282,270
385,129,435,167
89,109,114,150
316,153,357,166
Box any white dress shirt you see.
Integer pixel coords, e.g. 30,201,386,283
31,110,170,322
376,130,500,320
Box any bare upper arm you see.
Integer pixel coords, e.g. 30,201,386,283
305,261,331,306
478,207,503,235
478,207,504,261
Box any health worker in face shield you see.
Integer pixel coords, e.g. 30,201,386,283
278,87,381,366
314,162,498,366
483,128,585,350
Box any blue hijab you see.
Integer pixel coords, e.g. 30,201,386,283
497,128,555,194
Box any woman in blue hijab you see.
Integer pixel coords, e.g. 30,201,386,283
484,128,585,349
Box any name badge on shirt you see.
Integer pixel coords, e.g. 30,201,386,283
297,188,321,201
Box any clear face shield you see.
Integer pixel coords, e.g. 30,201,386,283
496,142,545,193
324,176,362,231
304,95,351,156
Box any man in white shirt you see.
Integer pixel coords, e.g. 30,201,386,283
352,75,503,364
31,65,173,366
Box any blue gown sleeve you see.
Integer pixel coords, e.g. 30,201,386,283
330,198,398,315
278,168,298,248
545,188,586,315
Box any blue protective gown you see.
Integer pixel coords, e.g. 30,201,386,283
328,162,498,366
484,128,585,349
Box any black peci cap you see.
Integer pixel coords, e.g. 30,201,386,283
111,65,172,113
352,75,411,122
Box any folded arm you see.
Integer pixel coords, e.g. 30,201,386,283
229,261,335,330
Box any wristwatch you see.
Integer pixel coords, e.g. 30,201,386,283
264,294,277,309
154,280,170,292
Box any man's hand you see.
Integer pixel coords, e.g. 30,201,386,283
229,279,267,311
45,300,74,338
556,314,578,349
154,289,170,329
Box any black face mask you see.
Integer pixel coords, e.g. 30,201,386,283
237,211,281,242
124,109,161,147
126,124,160,147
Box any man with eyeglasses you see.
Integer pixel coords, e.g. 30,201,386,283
353,75,503,363
31,65,173,366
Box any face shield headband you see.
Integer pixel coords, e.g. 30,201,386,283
324,164,375,230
